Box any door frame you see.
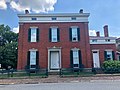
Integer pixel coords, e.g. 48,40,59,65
92,50,100,68
48,48,61,72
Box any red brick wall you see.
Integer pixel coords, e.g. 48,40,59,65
90,44,117,66
17,22,92,70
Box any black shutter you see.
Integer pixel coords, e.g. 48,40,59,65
78,50,82,68
77,28,80,41
70,50,73,68
57,28,60,42
119,56,120,60
36,28,39,42
27,51,30,67
49,28,51,42
28,28,31,42
104,51,107,60
69,28,72,41
36,51,39,68
112,51,115,60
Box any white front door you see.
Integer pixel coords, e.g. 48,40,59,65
92,51,100,68
50,51,60,69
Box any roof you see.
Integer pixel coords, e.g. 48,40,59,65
89,36,117,40
18,13,90,17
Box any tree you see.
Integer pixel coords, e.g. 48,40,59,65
0,24,18,69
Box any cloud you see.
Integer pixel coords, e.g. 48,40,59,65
89,30,96,36
12,26,19,33
0,0,7,9
10,0,57,13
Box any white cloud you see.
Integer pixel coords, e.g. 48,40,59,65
12,26,19,33
10,0,57,13
89,30,96,36
0,0,7,9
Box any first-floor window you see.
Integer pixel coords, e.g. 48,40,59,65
30,51,36,66
104,51,115,60
73,50,79,67
70,49,82,68
27,50,39,69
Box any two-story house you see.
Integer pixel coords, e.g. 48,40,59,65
17,10,117,72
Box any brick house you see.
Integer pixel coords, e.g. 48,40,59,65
17,10,116,72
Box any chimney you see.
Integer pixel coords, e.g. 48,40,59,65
79,9,83,13
104,25,109,37
25,10,29,14
96,31,100,37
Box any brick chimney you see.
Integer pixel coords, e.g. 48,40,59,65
25,10,29,14
104,25,109,37
96,31,100,37
79,9,83,13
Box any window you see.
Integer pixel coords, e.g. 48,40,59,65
73,50,79,68
92,39,97,42
27,50,39,69
52,17,57,20
104,51,115,60
49,27,60,42
70,49,82,68
30,51,36,67
106,51,113,60
105,39,110,42
69,27,80,42
28,27,39,42
31,17,37,20
71,17,76,20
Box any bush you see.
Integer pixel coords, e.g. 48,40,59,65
102,60,120,74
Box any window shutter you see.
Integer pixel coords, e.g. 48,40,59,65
112,51,115,60
70,50,73,68
104,51,107,60
77,28,80,41
78,50,82,68
36,28,39,42
57,28,60,42
119,56,120,60
27,51,30,67
36,51,39,68
49,28,51,42
28,28,31,42
69,28,72,41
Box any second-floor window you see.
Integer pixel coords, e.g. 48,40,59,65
28,27,39,42
49,27,60,42
69,27,80,42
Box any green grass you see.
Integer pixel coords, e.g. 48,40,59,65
0,72,48,79
60,71,95,77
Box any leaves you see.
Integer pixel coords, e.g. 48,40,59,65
0,24,18,69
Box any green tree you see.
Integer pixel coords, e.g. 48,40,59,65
0,24,18,69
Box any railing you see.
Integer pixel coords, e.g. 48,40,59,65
59,68,94,77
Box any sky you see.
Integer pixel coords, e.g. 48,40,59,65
0,0,120,37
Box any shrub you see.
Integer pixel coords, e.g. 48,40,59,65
102,60,120,74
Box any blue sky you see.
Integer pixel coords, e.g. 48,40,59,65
0,0,120,37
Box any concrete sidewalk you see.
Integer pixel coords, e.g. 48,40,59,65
1,75,120,85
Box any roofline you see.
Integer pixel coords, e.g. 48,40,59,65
17,13,90,17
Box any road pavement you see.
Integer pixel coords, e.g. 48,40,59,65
0,80,120,90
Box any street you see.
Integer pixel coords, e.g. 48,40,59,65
0,80,120,90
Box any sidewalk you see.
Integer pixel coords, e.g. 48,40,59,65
1,74,120,85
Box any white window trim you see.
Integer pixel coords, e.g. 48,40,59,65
51,27,58,42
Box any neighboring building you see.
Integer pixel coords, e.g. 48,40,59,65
90,25,116,68
17,10,117,72
116,38,120,60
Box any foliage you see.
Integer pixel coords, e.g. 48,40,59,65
0,24,18,69
102,60,120,73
